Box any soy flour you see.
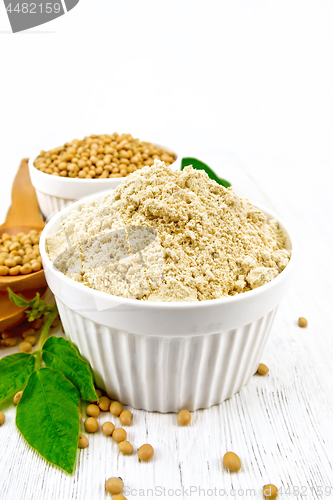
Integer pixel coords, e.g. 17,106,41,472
46,161,291,302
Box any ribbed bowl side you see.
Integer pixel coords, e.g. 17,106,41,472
36,190,72,219
56,299,278,413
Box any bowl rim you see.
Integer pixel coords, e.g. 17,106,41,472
39,188,297,310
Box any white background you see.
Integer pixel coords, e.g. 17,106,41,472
1,0,333,219
1,2,333,500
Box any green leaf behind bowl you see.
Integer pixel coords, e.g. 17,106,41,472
181,157,231,188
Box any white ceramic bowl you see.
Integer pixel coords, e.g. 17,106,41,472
40,190,296,412
29,144,180,220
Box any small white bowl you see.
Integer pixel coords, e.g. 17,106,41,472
40,190,296,412
29,144,180,219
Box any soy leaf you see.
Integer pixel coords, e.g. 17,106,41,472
26,303,47,321
67,340,95,381
181,157,231,188
16,368,80,474
42,337,97,401
0,353,36,402
30,293,40,307
8,288,57,322
7,289,31,308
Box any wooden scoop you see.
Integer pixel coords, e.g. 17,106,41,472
0,159,47,331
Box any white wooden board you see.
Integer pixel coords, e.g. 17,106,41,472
1,152,332,500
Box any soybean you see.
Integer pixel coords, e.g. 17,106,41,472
263,484,279,499
4,338,17,347
0,266,9,276
119,410,132,426
137,444,154,461
13,391,23,405
31,318,43,330
0,412,5,425
78,434,89,449
22,328,36,339
119,441,133,455
98,396,111,411
102,422,115,436
298,317,308,328
24,336,37,346
86,404,100,418
110,401,123,417
257,363,269,376
9,266,21,276
177,409,191,426
84,417,99,433
51,316,60,328
223,452,241,472
105,477,124,495
19,341,32,353
112,428,127,443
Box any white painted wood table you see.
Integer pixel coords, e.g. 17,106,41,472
0,152,332,500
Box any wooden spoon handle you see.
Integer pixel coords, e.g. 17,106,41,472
4,159,44,229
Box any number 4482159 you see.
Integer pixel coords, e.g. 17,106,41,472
6,3,61,14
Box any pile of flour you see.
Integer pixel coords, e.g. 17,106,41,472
46,161,291,302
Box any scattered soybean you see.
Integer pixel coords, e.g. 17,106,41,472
298,317,308,328
86,404,100,418
19,341,32,353
137,444,154,461
119,410,132,426
105,477,124,495
257,363,269,376
13,391,23,405
223,452,241,472
98,396,111,411
102,422,115,436
112,428,127,443
177,409,191,426
263,484,279,499
84,417,99,433
119,441,133,455
78,434,89,449
110,401,123,417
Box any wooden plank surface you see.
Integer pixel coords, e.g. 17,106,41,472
0,152,332,500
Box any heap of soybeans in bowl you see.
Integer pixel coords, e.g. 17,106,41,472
40,161,295,412
33,133,176,179
0,230,43,276
29,133,178,219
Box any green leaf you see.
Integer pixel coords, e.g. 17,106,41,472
181,157,231,188
30,293,40,308
16,368,80,474
0,353,36,402
26,304,45,321
47,336,95,382
8,288,57,322
7,288,31,308
67,340,95,382
42,337,97,401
